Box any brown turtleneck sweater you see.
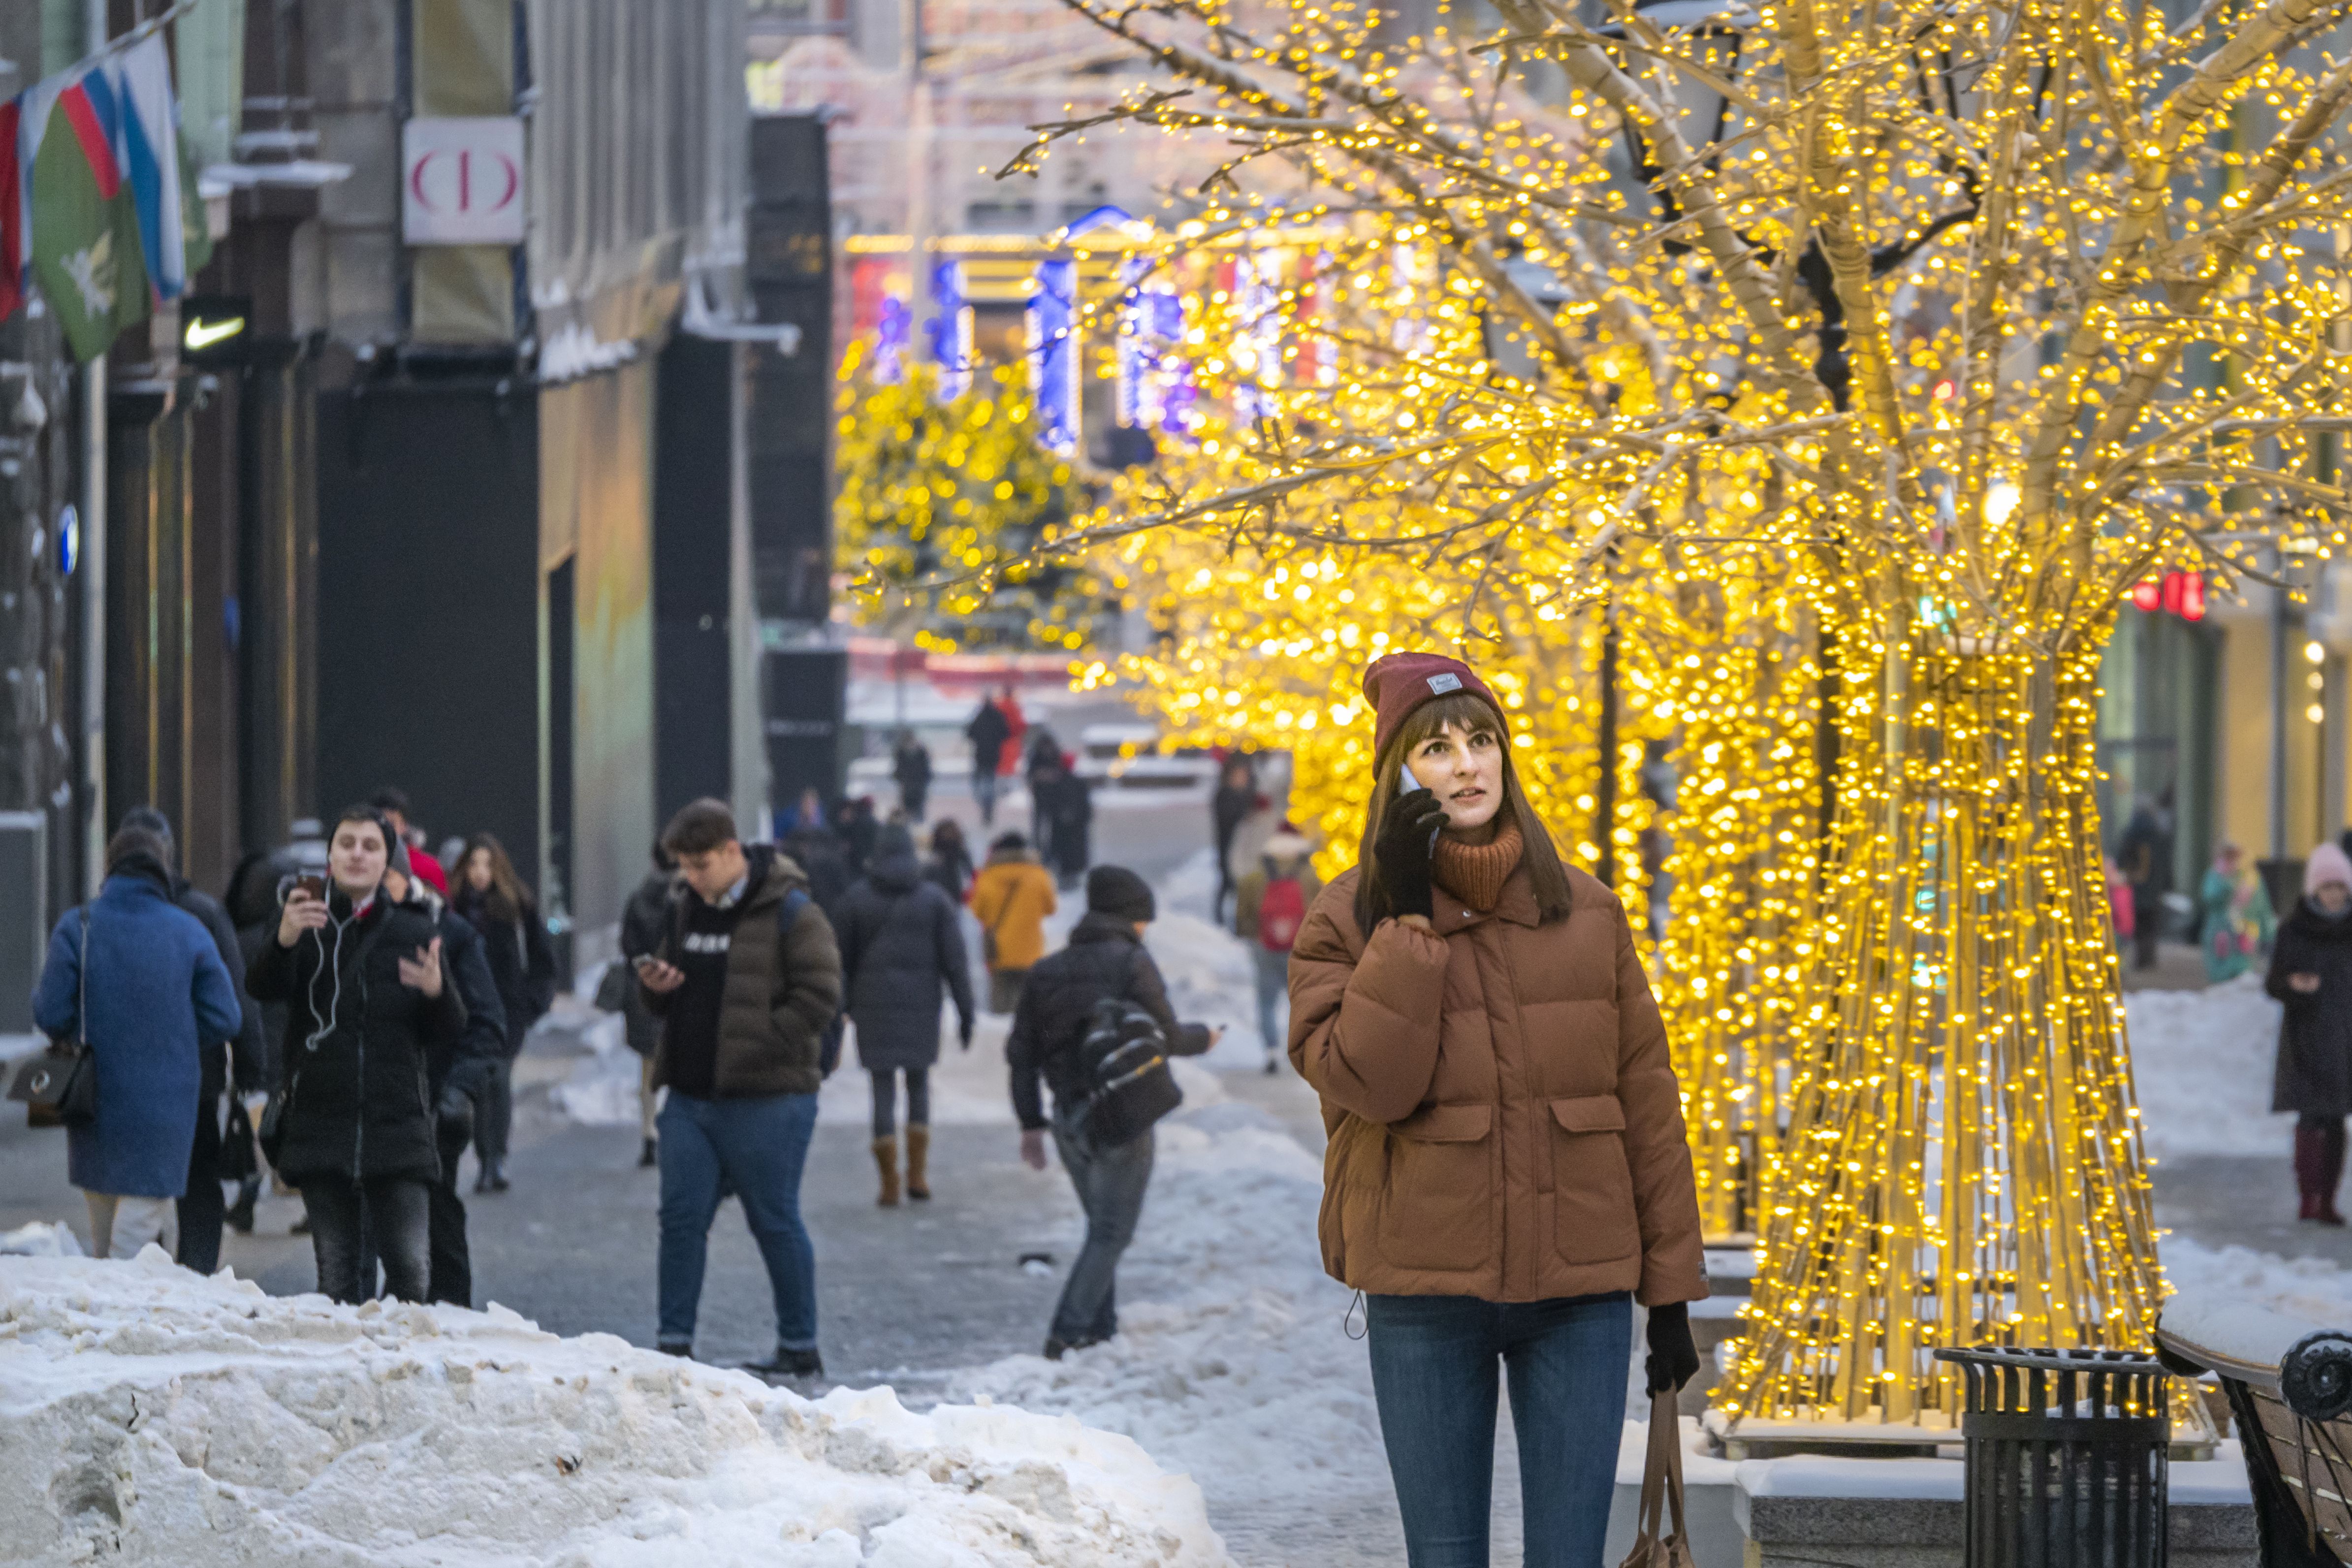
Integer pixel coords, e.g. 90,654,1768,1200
1432,820,1524,911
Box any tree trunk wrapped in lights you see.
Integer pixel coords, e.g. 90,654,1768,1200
984,0,2352,1430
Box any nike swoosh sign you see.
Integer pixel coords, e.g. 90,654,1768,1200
185,316,246,350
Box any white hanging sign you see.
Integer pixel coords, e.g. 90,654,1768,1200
402,117,527,245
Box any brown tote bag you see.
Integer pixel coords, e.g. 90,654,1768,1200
1617,1392,1698,1568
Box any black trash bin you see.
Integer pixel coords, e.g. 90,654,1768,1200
1936,1346,2171,1568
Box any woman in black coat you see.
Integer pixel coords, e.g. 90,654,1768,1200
452,832,558,1194
2269,842,2352,1224
246,806,466,1303
835,824,975,1206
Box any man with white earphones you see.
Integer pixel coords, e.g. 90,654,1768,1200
247,804,468,1303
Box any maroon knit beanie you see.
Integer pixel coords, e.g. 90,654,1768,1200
1362,652,1508,763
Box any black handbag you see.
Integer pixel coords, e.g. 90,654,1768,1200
7,909,97,1128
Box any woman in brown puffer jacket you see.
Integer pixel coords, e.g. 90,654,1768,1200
1288,651,1707,1568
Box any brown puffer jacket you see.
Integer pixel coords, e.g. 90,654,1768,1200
646,849,844,1098
1287,863,1707,1306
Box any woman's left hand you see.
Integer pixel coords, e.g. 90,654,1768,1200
1645,1302,1700,1394
398,937,445,999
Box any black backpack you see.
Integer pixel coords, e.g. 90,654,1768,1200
1074,992,1184,1153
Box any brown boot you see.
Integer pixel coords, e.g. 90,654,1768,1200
906,1124,932,1201
872,1137,900,1207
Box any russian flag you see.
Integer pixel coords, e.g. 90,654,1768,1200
112,36,186,302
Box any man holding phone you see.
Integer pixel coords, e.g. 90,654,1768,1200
637,798,842,1381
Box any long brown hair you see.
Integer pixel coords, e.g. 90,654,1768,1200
459,832,535,922
1352,690,1576,931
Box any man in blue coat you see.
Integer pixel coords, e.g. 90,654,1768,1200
34,827,243,1260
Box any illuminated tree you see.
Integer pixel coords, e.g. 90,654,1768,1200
834,352,1102,650
1019,0,2352,1428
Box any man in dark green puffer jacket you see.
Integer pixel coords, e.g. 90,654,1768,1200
638,798,843,1381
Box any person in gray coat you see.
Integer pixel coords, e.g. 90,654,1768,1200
834,824,975,1205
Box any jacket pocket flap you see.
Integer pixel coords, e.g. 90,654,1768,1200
1389,1102,1493,1142
1551,1095,1626,1133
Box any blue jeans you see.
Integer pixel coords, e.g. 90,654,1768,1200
1251,946,1289,1057
1366,1292,1632,1568
1048,1117,1154,1344
657,1091,820,1351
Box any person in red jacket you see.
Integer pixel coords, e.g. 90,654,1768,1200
371,787,448,895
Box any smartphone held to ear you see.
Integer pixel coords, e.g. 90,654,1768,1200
1399,760,1443,848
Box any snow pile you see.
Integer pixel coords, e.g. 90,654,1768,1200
2126,974,2284,1159
1,1221,83,1257
548,1011,640,1127
0,1248,1227,1568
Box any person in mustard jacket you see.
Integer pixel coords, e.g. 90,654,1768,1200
1288,651,1707,1568
968,831,1058,1014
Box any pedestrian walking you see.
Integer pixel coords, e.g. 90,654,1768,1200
923,818,976,903
2272,843,2352,1225
618,840,676,1169
1287,652,1706,1567
892,732,935,823
969,831,1057,1014
636,799,843,1379
33,827,243,1261
380,844,507,1306
245,806,468,1303
966,694,1014,826
1211,756,1260,928
451,832,559,1194
1233,820,1320,1074
777,787,827,838
115,808,269,1273
1007,865,1219,1357
1033,754,1094,889
2115,790,2174,970
223,849,299,1233
837,796,881,875
2199,841,2275,984
370,786,449,895
782,822,855,919
836,824,976,1205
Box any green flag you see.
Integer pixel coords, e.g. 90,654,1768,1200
177,133,213,280
28,77,151,363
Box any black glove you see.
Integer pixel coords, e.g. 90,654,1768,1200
434,1080,475,1132
958,1014,975,1051
1374,788,1448,922
1646,1302,1700,1395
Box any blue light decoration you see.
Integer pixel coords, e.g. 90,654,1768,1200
1115,262,1195,442
1231,249,1284,424
1028,259,1079,457
873,296,912,384
57,504,77,577
927,260,973,401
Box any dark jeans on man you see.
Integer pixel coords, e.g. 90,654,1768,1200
1047,1118,1154,1345
2132,891,2163,969
306,1173,432,1303
473,1054,513,1166
176,1091,226,1274
657,1090,820,1351
1364,1292,1632,1568
428,1112,475,1305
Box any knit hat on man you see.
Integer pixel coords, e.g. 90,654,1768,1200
1362,652,1508,764
2307,842,2352,896
1086,864,1156,924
